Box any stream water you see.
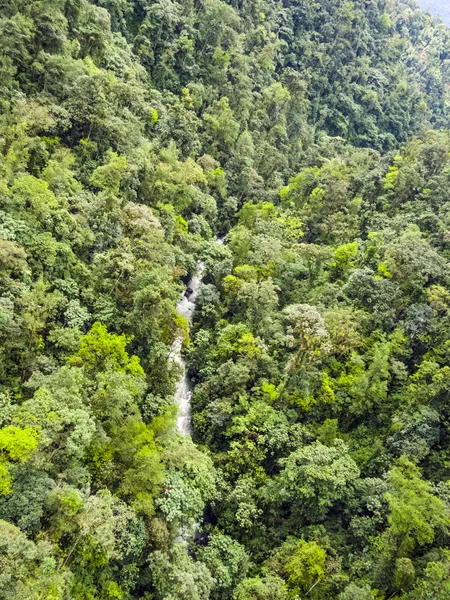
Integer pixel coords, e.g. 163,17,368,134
171,238,224,436
170,262,206,435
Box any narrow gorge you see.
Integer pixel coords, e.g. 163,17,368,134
171,264,205,436
172,238,224,436
2,0,450,598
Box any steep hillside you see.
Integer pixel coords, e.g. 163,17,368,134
0,0,450,599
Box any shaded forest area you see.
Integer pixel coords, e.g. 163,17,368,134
1,0,450,598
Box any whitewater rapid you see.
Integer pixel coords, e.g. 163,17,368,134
171,237,223,436
171,263,205,435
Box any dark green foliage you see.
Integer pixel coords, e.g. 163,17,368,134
1,0,450,598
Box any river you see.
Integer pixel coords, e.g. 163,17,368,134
171,238,223,436
171,262,206,435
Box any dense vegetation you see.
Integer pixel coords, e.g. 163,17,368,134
1,0,450,598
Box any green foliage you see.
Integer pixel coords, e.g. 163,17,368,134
332,242,358,278
0,519,70,600
148,544,215,600
275,441,360,519
279,539,327,597
157,437,217,527
234,574,288,600
0,426,39,495
196,532,250,596
69,322,144,376
385,458,449,553
0,426,39,462
1,0,450,598
90,151,127,196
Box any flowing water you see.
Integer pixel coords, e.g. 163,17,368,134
171,263,206,435
171,238,223,436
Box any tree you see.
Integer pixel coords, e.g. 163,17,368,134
234,574,288,600
268,539,328,598
68,322,144,377
0,426,39,496
274,440,360,520
338,584,375,600
384,458,449,555
0,519,70,600
283,304,330,371
1,0,450,596
197,532,250,597
90,151,127,196
404,552,450,599
203,97,240,156
157,437,217,529
148,544,215,600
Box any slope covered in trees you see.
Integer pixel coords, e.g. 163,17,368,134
1,0,450,598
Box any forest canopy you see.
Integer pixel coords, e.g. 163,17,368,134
1,0,450,598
